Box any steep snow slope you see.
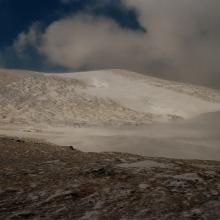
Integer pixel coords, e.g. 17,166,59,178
1,68,220,127
55,69,220,120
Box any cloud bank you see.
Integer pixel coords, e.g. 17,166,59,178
13,0,220,88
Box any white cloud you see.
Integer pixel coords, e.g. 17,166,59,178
39,15,146,70
122,0,220,83
12,23,41,56
12,0,220,87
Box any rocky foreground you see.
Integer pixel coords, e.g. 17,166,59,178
0,136,220,220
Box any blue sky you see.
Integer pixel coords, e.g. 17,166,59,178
0,0,143,71
0,0,143,47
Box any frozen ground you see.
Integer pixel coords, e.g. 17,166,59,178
1,68,220,127
54,69,220,120
0,69,220,161
0,111,219,161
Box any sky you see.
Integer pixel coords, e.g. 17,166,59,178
0,0,220,88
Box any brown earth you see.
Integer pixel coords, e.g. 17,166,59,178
0,136,219,219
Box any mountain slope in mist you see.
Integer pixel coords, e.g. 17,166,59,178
57,69,220,120
0,68,220,127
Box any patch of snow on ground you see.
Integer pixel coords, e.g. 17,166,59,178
138,183,149,189
118,160,169,169
173,173,203,181
79,211,99,220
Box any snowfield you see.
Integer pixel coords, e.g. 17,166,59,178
55,69,220,120
0,68,220,160
1,68,220,127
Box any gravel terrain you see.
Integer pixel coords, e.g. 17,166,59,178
0,137,220,220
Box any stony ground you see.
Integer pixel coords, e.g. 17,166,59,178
0,136,220,220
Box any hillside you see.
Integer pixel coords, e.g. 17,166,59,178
1,68,220,127
1,69,220,219
0,69,152,127
0,136,219,219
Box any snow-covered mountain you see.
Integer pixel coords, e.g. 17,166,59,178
1,68,220,127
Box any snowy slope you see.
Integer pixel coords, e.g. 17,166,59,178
0,69,152,127
1,68,220,127
55,69,220,121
